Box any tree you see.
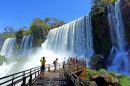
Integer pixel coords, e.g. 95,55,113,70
2,26,16,39
30,18,50,46
44,17,65,28
92,0,117,7
15,29,25,44
91,0,117,15
90,54,105,70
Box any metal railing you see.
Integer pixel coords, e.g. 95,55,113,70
0,63,63,86
0,62,87,86
64,65,88,86
0,66,40,86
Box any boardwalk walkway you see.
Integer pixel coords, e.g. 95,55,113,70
32,69,67,86
0,63,87,86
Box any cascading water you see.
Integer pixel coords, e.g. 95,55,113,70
0,38,11,56
46,16,94,58
0,38,17,77
108,0,130,74
0,16,94,77
0,38,16,58
0,35,33,58
0,35,33,77
19,35,32,56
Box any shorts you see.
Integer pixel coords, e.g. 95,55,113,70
41,64,45,72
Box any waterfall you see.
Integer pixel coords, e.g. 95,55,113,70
0,16,94,77
0,38,16,58
19,35,32,56
0,35,32,58
46,16,94,58
0,38,11,56
108,0,130,74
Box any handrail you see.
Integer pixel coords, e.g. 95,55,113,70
64,65,88,86
0,66,40,80
0,62,63,86
0,66,40,86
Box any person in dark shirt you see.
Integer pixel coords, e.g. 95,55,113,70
53,58,58,72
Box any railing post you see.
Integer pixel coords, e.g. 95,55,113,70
35,69,37,78
38,67,40,76
63,61,65,69
59,64,60,69
84,80,89,86
38,67,40,75
29,69,32,86
76,78,80,86
21,71,26,86
11,75,14,86
48,64,50,72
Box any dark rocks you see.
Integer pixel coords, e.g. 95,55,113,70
121,0,130,46
87,69,120,86
90,74,119,86
91,7,112,68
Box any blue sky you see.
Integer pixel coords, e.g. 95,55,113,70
0,0,91,32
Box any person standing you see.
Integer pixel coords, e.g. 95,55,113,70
53,58,58,72
40,57,46,77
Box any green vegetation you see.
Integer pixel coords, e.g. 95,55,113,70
30,18,50,47
91,0,112,66
0,27,16,50
91,0,117,15
90,55,105,70
0,55,6,65
86,69,130,86
0,17,65,48
92,10,112,64
30,17,65,47
44,17,65,29
86,69,119,86
92,0,117,7
86,70,97,80
0,26,16,39
16,29,25,44
117,75,130,86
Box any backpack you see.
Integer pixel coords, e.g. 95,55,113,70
53,61,56,64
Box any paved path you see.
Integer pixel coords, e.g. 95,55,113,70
32,70,67,86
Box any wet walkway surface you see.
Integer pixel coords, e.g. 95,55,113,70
32,70,67,86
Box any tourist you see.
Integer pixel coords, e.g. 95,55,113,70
63,60,65,69
53,58,58,72
69,57,73,65
40,57,46,77
76,58,79,65
72,58,76,65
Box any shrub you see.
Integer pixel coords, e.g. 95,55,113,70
90,55,104,70
86,70,97,80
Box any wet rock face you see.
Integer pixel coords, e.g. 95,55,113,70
91,8,112,68
121,0,130,46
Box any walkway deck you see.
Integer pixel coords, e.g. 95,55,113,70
0,64,87,86
32,69,67,86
